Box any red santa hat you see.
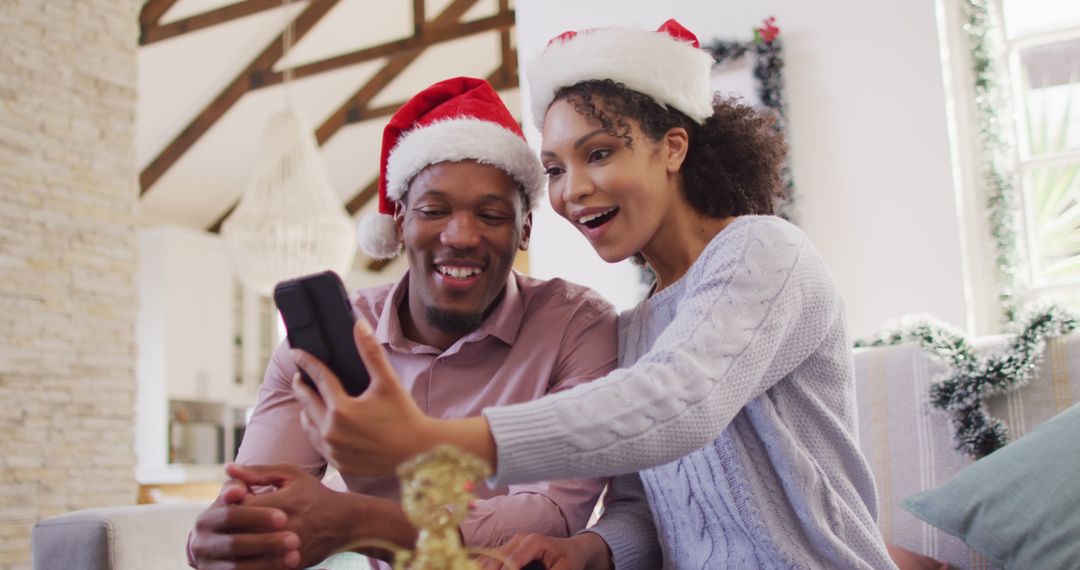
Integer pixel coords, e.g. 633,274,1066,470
526,19,715,130
358,77,545,259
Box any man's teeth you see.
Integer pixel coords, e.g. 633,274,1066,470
438,266,482,279
578,208,616,224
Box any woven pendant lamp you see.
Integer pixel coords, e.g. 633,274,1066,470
220,3,356,296
221,107,357,296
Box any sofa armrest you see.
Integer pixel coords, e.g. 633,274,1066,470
32,502,207,570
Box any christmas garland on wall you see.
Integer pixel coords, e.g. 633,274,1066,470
962,0,1024,323
854,305,1077,459
706,17,797,221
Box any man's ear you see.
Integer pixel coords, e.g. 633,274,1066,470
519,211,533,252
394,200,406,242
663,127,690,173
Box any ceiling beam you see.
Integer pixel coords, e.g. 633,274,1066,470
314,0,482,145
141,0,300,46
141,0,515,198
139,0,181,29
139,0,337,196
412,0,425,37
206,0,483,232
253,10,514,90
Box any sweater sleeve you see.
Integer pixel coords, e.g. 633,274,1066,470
584,474,662,570
483,220,842,485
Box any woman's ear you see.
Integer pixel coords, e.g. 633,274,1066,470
662,127,690,173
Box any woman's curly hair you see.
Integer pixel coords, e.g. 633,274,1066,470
553,80,787,218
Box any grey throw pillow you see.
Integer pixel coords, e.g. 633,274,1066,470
903,402,1080,569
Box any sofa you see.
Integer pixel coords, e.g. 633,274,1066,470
31,333,1080,569
31,502,205,570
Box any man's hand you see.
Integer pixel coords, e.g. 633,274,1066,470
290,318,494,476
230,463,421,567
228,463,371,568
189,476,300,569
481,532,614,570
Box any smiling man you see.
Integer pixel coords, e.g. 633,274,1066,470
187,77,617,570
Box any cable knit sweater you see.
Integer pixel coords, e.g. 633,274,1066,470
484,216,896,569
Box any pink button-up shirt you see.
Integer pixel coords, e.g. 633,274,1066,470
236,270,617,547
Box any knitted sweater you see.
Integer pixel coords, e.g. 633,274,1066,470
484,216,895,568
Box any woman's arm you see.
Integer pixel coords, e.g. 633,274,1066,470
483,221,841,484
293,221,839,484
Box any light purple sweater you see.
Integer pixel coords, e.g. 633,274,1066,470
484,216,896,568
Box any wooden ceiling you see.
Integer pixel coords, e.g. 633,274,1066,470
136,0,519,272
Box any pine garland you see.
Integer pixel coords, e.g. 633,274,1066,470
962,0,1024,323
705,17,796,221
855,305,1078,458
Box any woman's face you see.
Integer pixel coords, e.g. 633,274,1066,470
540,98,682,263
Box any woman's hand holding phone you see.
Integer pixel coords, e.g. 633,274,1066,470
290,313,499,477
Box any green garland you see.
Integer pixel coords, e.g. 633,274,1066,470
705,17,796,221
962,0,1024,323
855,304,1077,459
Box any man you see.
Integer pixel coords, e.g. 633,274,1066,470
188,77,617,569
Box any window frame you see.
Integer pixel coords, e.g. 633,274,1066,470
999,8,1080,302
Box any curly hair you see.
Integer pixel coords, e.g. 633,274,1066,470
553,80,787,218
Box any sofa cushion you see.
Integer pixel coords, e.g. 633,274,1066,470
903,401,1080,569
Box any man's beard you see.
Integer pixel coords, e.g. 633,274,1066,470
424,306,486,336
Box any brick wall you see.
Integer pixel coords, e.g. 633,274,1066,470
0,1,139,568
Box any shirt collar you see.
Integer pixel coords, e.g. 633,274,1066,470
375,270,525,351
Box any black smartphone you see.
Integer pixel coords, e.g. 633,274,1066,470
273,270,370,397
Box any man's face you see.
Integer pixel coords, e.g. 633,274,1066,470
397,160,531,335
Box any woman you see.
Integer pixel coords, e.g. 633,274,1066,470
291,19,896,569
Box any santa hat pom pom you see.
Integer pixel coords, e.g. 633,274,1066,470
358,212,400,260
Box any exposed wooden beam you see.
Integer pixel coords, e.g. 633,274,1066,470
346,179,379,216
209,0,523,241
497,0,515,82
329,65,519,139
412,0,425,36
141,0,300,46
140,0,337,196
315,54,419,145
140,0,181,28
255,10,514,90
313,0,481,145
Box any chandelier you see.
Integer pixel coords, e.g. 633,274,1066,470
220,4,356,296
221,107,356,296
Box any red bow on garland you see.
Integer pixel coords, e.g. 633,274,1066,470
754,16,780,45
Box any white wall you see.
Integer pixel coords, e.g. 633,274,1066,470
516,0,972,337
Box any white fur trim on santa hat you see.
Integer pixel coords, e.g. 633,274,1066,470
358,211,401,260
527,27,715,130
386,118,545,209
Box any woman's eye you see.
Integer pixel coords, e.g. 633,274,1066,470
544,165,564,178
587,148,611,162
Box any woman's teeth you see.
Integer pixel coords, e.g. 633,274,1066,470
437,266,482,279
578,207,618,228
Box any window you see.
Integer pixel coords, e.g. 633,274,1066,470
1002,0,1080,305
